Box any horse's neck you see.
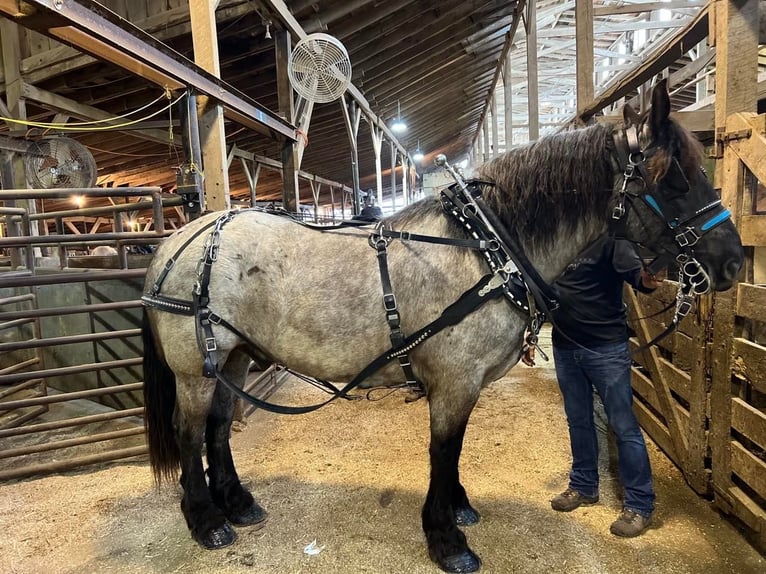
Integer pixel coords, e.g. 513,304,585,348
526,220,608,284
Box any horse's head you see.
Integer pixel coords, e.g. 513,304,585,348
613,78,744,293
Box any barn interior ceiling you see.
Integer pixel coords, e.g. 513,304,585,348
0,0,721,217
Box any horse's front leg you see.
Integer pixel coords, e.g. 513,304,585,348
423,385,481,573
206,350,268,528
175,375,237,548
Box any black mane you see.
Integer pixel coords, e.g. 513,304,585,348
477,122,616,253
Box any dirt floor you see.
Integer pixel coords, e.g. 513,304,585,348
1,331,764,574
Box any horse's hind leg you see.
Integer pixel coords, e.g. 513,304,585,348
174,374,236,548
206,349,267,527
422,387,482,573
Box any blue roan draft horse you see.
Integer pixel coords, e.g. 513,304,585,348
141,80,743,573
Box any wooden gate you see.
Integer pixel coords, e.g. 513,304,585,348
628,112,766,551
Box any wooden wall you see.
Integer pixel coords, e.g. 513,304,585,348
628,113,766,552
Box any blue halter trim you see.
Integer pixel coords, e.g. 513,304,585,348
644,194,663,216
701,209,731,231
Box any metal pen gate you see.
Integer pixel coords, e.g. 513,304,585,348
0,187,287,481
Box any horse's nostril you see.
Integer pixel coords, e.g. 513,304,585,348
723,258,743,282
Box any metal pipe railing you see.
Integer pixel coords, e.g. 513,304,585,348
0,406,144,439
0,359,142,387
0,300,141,322
0,269,146,288
0,426,144,459
0,445,147,481
0,381,143,410
0,328,140,352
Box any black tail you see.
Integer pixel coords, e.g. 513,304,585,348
142,310,180,484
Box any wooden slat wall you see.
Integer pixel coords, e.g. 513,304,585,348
628,112,766,551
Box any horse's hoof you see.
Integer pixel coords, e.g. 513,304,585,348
455,505,480,526
438,550,482,573
197,522,237,549
229,504,268,528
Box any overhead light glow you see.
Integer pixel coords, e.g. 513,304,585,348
413,139,424,162
391,99,407,133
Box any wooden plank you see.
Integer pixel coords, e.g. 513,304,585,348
598,111,715,132
731,338,766,394
731,440,766,501
740,215,766,247
633,399,680,467
625,288,689,458
629,340,693,401
687,294,713,494
737,283,766,321
711,289,738,505
631,368,690,436
722,486,766,550
732,397,766,451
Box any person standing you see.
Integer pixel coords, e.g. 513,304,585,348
526,234,663,537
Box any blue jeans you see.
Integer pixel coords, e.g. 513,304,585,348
553,340,655,516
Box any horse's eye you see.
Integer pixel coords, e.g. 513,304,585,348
661,158,690,195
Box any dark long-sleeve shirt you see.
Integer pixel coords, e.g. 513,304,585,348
551,235,654,349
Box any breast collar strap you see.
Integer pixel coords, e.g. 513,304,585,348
440,180,558,325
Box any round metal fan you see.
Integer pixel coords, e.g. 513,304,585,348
24,136,97,189
287,33,352,103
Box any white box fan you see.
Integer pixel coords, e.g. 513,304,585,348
287,33,352,103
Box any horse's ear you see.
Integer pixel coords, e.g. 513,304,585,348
649,78,671,138
622,103,640,128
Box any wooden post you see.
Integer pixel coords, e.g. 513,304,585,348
189,0,230,212
503,51,513,152
525,0,539,141
491,94,499,158
341,95,362,215
711,0,758,510
276,30,299,212
575,0,594,126
482,116,490,163
401,156,408,206
371,124,384,207
390,141,397,212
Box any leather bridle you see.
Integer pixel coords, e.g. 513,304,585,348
611,124,731,298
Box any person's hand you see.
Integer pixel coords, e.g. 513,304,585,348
640,268,665,289
521,343,536,367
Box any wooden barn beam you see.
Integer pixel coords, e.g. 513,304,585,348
575,0,594,126
594,1,706,17
575,5,710,122
20,82,174,147
275,29,299,212
471,0,525,151
190,0,230,212
261,0,409,160
0,0,296,141
1,0,249,88
526,0,539,140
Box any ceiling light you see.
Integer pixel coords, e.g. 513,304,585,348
391,100,407,133
413,140,424,162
